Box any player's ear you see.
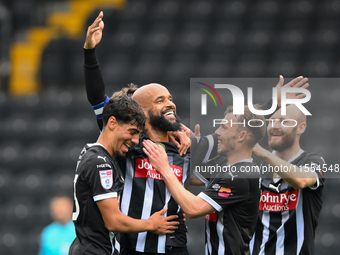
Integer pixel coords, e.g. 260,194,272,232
107,116,118,130
238,130,247,142
297,122,306,135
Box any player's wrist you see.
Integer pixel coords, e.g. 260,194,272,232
146,218,156,232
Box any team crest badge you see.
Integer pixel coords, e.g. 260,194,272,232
155,142,166,151
100,170,113,189
273,172,281,183
212,184,220,191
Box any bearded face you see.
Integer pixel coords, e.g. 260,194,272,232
148,109,182,132
268,125,297,151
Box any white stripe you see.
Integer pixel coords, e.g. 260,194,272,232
275,211,289,255
181,154,190,187
309,172,320,190
136,178,154,252
94,107,103,116
259,211,270,255
217,212,225,255
114,237,120,253
157,154,176,253
158,184,169,253
120,159,134,215
202,135,215,163
205,220,212,255
93,192,117,201
198,192,223,212
249,232,255,254
72,174,80,221
296,190,304,254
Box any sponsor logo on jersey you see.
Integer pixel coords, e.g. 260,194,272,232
135,158,183,182
218,187,231,198
155,142,166,151
96,163,112,169
212,184,220,191
273,172,281,183
97,155,107,162
205,211,217,222
100,170,113,189
259,190,298,212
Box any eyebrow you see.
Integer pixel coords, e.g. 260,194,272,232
154,94,173,102
129,128,141,133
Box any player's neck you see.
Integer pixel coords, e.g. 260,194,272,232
274,143,301,161
226,148,252,166
97,133,115,158
147,127,169,142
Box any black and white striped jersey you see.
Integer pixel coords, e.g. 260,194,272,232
117,133,191,253
250,150,325,255
198,160,261,255
84,48,191,253
69,143,124,255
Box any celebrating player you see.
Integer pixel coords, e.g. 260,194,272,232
69,96,179,255
143,106,266,255
250,104,325,255
83,12,191,254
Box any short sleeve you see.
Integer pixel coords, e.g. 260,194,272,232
302,154,326,190
198,174,249,212
83,155,119,201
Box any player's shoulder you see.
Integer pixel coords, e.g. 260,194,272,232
300,151,326,165
80,144,114,168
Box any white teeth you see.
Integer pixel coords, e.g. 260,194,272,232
124,143,130,148
164,111,174,116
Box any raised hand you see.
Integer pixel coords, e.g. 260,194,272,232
84,11,104,50
276,75,309,108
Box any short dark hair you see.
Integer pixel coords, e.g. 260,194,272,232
111,83,138,98
102,96,146,131
225,105,266,147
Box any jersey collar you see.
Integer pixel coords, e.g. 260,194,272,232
272,149,304,163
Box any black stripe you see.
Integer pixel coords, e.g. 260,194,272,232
264,211,281,254
252,211,264,255
208,220,219,255
283,210,297,255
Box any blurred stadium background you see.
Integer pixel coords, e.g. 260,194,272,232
0,0,340,254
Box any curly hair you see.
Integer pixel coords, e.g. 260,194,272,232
111,83,138,98
102,96,146,131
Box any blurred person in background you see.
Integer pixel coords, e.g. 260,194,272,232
38,194,76,255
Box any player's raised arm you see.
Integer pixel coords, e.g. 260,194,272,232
84,11,109,131
252,143,318,189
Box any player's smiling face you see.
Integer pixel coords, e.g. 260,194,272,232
214,113,239,157
113,122,141,157
267,113,298,152
132,84,181,132
146,86,181,132
149,86,177,121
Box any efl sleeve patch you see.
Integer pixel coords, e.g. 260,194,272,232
100,170,113,189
